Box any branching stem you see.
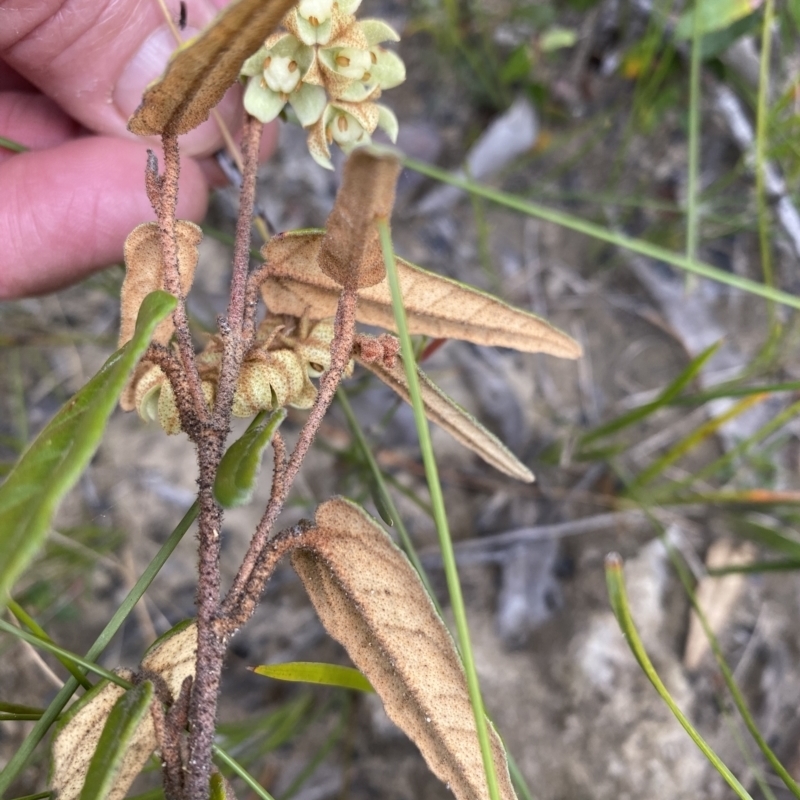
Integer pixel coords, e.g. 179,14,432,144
213,116,264,430
221,287,359,626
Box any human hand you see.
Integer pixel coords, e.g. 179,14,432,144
0,0,277,299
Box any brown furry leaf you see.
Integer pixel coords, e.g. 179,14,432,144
140,620,198,700
292,498,518,800
51,670,157,800
128,0,297,136
319,148,401,289
261,230,582,358
356,351,533,482
119,221,202,348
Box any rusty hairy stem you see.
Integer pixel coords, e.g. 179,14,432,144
244,263,271,338
144,344,200,440
221,286,359,625
156,135,208,426
226,114,263,337
185,456,225,800
184,118,267,800
213,116,264,431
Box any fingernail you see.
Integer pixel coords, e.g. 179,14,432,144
114,25,182,121
114,23,243,158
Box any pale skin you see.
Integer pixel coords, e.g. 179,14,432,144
0,0,276,300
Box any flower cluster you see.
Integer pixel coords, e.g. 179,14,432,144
240,0,405,168
129,316,353,435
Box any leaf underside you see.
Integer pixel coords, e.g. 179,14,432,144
51,671,157,800
128,0,298,136
356,353,534,482
292,498,518,800
261,230,582,359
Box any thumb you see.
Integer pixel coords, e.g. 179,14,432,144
0,0,242,157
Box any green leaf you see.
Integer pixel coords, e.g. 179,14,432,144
0,291,176,610
539,26,578,52
499,45,531,85
79,682,155,800
253,662,374,693
697,11,761,58
731,517,800,560
209,774,227,800
213,409,287,508
675,0,762,39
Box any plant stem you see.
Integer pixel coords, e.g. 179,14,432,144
156,135,208,427
214,116,264,429
223,288,358,624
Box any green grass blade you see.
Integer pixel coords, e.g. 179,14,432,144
730,517,800,559
402,158,800,311
685,0,702,292
336,387,442,615
0,136,28,153
79,681,154,800
275,702,348,800
506,749,536,800
0,291,176,610
0,500,197,794
7,600,93,690
755,0,776,300
672,380,800,404
707,559,800,575
213,745,277,800
214,408,287,508
0,702,45,715
0,619,129,686
627,394,765,494
661,398,800,496
654,489,800,505
378,219,502,800
604,553,753,800
580,341,721,445
667,546,800,798
253,662,373,693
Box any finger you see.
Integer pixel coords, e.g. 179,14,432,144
0,58,36,91
0,0,242,158
0,137,208,299
0,91,81,163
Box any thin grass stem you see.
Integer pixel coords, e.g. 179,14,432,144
336,387,442,616
685,0,702,291
605,553,754,800
402,157,800,311
378,218,502,800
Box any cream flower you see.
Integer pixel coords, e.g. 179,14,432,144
240,0,404,168
307,100,398,169
241,34,326,125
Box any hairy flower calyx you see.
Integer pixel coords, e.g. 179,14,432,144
125,316,353,435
